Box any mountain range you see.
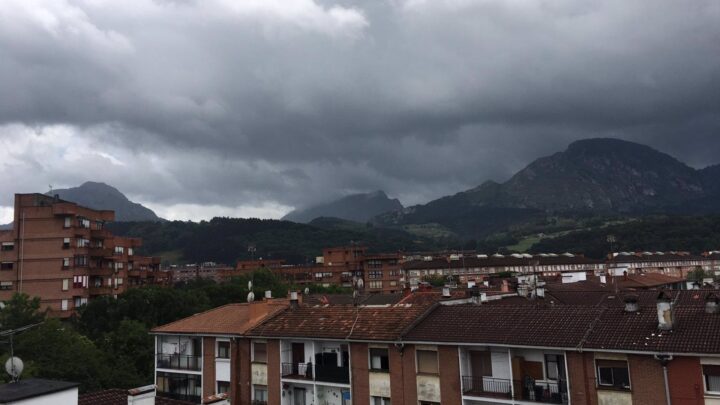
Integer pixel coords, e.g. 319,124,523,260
282,190,403,223
48,182,162,222
371,138,720,239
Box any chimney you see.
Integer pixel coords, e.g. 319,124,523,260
599,275,607,284
442,287,451,298
656,291,674,330
127,385,156,405
471,287,482,305
290,291,299,309
706,292,719,314
264,290,272,299
467,280,476,289
536,285,545,299
623,294,639,313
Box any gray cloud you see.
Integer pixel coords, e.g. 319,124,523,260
0,0,719,220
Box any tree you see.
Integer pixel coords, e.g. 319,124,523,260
0,293,46,330
101,319,154,388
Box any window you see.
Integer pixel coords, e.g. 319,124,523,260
545,354,562,381
368,280,383,289
62,279,70,291
1,242,14,251
74,297,88,307
596,359,630,389
115,262,124,270
370,348,389,371
704,365,720,393
74,255,88,267
0,262,13,271
63,217,72,228
114,246,124,255
253,385,268,402
253,342,267,363
76,238,90,248
79,218,90,228
371,397,391,405
62,257,70,269
368,270,383,279
128,248,134,256
217,381,230,394
63,238,71,249
61,299,69,311
417,350,438,374
0,281,13,290
217,341,230,359
73,275,87,289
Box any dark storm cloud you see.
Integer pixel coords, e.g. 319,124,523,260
0,0,719,219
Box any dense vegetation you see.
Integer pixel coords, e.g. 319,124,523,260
529,215,720,258
108,217,447,265
0,270,345,392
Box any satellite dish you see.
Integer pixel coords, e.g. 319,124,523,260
0,302,5,309
247,292,255,303
248,281,253,290
303,287,310,295
5,357,23,379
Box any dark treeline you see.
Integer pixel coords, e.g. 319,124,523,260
529,215,720,258
0,269,347,392
108,217,446,265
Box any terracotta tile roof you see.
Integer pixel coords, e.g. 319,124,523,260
614,273,685,289
403,304,601,348
151,300,289,335
248,304,433,341
79,389,193,405
303,293,404,306
404,290,720,354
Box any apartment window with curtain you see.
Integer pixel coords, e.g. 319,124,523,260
416,350,439,375
704,365,720,393
369,348,389,372
596,359,630,390
253,342,267,363
371,397,391,405
253,385,268,403
217,381,230,394
217,341,230,359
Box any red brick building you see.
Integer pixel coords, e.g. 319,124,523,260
0,193,161,316
154,288,720,405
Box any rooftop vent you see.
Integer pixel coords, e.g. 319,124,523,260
624,294,639,313
442,287,451,298
706,293,719,314
657,291,674,330
264,290,272,299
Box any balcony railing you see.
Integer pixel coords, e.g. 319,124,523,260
462,376,512,398
462,376,566,404
251,401,268,405
315,364,350,384
156,354,201,371
157,392,201,404
281,362,313,380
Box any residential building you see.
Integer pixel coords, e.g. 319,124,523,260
0,378,79,405
0,193,161,317
607,251,709,278
150,296,290,404
155,287,720,405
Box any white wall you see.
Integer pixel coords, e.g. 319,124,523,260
13,388,78,405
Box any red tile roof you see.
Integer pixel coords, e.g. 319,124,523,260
151,300,289,335
248,304,434,341
79,390,193,405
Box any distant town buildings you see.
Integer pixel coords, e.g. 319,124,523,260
0,193,163,316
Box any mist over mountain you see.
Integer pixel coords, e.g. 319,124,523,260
48,182,163,222
375,138,720,238
282,190,403,224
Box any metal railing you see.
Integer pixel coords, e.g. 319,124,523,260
462,376,512,398
157,392,201,403
281,362,313,379
315,363,350,384
156,354,201,371
462,376,566,404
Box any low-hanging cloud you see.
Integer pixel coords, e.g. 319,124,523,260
0,0,719,221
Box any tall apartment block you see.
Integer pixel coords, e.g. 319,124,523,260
0,193,161,316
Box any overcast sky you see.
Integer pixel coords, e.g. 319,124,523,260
1,0,719,222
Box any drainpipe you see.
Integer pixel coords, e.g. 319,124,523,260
654,354,673,405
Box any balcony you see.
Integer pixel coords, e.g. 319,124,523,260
462,376,565,404
281,362,313,380
91,228,113,239
89,286,112,295
89,247,114,258
156,354,201,371
157,392,201,404
251,401,268,405
315,363,349,384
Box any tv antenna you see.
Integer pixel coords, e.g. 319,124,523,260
0,322,43,382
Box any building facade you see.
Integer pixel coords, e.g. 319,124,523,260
0,193,161,316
